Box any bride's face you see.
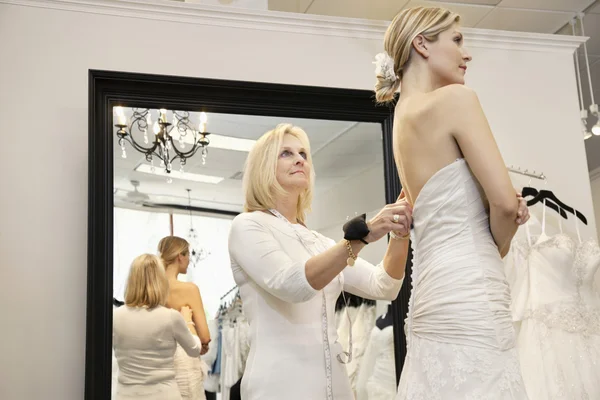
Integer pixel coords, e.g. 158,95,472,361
178,250,190,273
427,24,472,86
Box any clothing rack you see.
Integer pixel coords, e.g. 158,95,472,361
220,285,239,301
507,165,546,181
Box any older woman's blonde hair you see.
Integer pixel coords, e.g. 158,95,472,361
243,123,314,224
375,6,460,103
124,253,168,309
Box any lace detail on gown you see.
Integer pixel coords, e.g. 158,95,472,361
396,159,527,400
506,214,600,400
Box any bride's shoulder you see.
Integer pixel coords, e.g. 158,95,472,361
401,85,478,123
432,84,478,107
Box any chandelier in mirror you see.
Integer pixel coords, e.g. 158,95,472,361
185,189,210,267
114,107,212,175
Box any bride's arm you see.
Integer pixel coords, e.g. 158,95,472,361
183,282,211,352
443,84,519,257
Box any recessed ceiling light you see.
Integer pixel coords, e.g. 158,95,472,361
136,164,224,184
173,131,256,152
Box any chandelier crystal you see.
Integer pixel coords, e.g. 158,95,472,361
185,189,210,267
114,107,211,175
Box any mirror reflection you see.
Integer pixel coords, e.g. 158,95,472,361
112,107,402,400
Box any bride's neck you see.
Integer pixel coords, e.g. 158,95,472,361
399,65,444,97
165,264,179,280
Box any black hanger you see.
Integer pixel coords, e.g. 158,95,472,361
376,304,394,330
522,186,587,225
113,297,124,307
521,187,568,219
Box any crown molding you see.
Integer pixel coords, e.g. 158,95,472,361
1,0,588,52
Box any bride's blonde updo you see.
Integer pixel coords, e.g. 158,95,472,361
375,7,460,103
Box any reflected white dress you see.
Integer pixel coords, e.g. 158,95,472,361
396,158,528,400
507,206,600,399
173,342,208,400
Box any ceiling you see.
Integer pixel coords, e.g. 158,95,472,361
113,108,383,212
267,0,600,172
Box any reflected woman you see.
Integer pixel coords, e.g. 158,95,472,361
112,254,204,400
158,236,211,400
228,123,413,400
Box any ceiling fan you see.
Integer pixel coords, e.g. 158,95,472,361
114,180,150,205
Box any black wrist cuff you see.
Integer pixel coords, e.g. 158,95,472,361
343,214,370,244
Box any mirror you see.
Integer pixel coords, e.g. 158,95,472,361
111,106,395,399
86,71,407,400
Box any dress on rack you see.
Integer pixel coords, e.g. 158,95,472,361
202,319,220,396
506,205,600,399
336,303,376,394
396,158,528,400
220,315,250,400
355,324,396,400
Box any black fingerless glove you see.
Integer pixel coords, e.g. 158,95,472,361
342,214,370,244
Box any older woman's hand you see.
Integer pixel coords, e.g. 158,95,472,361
365,191,413,243
180,306,193,323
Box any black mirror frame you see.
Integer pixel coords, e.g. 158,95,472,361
86,69,412,399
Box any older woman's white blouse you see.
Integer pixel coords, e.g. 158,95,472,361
228,211,403,400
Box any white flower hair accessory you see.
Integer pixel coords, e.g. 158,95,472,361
373,52,398,82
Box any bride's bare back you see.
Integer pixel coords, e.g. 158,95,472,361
393,83,519,257
393,87,462,207
166,279,211,345
393,84,512,211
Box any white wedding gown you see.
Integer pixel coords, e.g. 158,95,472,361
173,343,208,400
396,158,528,400
507,206,600,399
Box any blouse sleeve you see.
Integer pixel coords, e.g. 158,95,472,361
170,310,202,357
343,257,403,301
228,214,319,303
315,232,403,301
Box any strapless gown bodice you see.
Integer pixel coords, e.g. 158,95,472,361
396,158,528,400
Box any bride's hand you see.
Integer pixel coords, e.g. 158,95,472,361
365,193,413,243
516,192,530,225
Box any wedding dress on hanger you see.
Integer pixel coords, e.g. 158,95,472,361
355,324,396,400
507,202,600,399
336,303,376,394
396,158,528,400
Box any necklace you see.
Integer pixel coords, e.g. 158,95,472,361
268,209,353,400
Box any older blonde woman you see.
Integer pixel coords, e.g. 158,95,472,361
228,123,412,400
112,254,203,400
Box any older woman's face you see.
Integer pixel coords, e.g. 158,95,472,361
276,134,310,192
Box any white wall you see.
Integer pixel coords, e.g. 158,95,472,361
0,1,592,399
